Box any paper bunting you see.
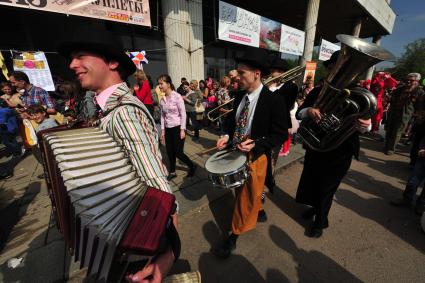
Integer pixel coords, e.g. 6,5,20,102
128,51,148,70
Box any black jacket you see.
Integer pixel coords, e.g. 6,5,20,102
226,85,289,161
273,81,298,128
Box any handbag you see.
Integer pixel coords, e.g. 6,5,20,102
195,99,205,114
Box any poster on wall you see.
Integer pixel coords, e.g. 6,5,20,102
0,0,151,27
318,39,340,61
259,17,281,51
303,61,317,83
13,51,55,91
280,24,305,56
218,1,261,48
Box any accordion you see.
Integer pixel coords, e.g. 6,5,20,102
38,125,176,282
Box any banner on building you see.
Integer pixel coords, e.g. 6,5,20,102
128,51,148,70
318,39,341,61
218,1,260,48
303,61,317,82
13,51,55,91
280,24,305,56
218,1,304,55
0,0,151,27
259,17,281,51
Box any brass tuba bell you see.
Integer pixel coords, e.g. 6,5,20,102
298,34,395,152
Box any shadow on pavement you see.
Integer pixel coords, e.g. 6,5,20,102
0,155,24,177
0,181,41,252
267,185,310,230
335,189,425,254
195,220,289,283
269,225,363,283
0,229,69,283
344,169,406,201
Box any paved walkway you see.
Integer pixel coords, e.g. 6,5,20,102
0,128,304,282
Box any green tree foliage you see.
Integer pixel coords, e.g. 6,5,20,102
391,38,425,80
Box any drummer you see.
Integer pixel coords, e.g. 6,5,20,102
215,48,289,258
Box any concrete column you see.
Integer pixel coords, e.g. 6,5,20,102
187,0,205,81
161,0,204,84
352,17,362,37
300,0,320,67
365,35,382,80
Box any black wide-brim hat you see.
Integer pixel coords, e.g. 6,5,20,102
235,48,270,75
57,28,136,78
269,58,289,72
323,50,340,68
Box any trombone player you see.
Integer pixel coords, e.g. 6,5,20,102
265,58,300,192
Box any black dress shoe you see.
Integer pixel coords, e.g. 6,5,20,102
266,180,276,194
390,198,411,207
215,237,236,259
257,210,268,223
187,165,197,177
302,208,316,220
0,172,13,180
307,226,323,238
414,205,425,216
167,173,177,181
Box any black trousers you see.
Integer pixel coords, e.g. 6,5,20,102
165,126,193,173
296,148,353,228
187,111,200,137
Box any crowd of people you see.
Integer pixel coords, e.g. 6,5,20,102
0,28,424,282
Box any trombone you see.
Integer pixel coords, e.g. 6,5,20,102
263,65,305,86
207,65,304,122
207,98,234,122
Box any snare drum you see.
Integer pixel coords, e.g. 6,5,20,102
205,150,249,189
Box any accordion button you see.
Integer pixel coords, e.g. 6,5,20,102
140,210,148,217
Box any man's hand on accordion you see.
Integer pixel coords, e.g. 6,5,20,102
126,247,175,283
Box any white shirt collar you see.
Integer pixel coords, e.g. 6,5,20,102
246,84,263,102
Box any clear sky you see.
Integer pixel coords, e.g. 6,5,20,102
380,0,425,60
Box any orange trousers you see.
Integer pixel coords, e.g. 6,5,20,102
232,154,267,235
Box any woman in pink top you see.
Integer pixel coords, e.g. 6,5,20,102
158,74,196,180
134,70,154,116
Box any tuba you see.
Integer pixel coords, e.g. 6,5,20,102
298,34,395,152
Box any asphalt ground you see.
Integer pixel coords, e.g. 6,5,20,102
1,131,424,282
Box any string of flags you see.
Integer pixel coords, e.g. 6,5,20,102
127,51,148,70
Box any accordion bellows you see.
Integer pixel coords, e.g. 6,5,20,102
39,126,175,282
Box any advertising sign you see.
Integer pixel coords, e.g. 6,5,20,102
13,51,55,91
218,1,260,48
318,39,340,61
0,0,151,27
303,61,317,83
280,24,305,56
259,17,281,51
218,1,305,56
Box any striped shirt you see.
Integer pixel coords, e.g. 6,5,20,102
99,83,172,195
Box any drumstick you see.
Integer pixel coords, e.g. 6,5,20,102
215,136,266,158
197,146,218,155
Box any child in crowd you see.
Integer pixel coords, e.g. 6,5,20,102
27,105,58,133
